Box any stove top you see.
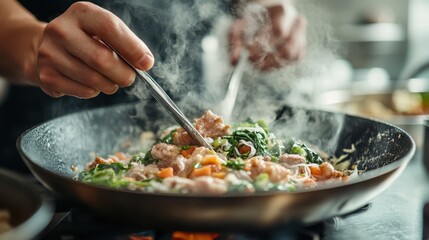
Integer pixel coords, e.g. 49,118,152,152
35,190,371,240
40,209,351,240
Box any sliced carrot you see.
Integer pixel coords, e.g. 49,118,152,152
238,145,251,154
115,152,128,160
201,155,221,167
172,231,219,240
129,235,154,240
95,156,108,164
210,164,222,173
158,167,174,178
190,166,212,178
309,165,322,176
180,146,196,158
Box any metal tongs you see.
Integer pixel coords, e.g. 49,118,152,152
110,47,212,149
219,51,248,123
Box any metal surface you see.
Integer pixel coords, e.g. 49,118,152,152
424,119,429,172
219,51,248,123
0,168,53,240
17,103,415,231
110,47,212,149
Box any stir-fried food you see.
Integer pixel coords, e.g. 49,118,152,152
77,111,359,194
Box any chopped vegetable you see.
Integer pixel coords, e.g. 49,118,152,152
77,111,359,194
158,167,174,178
180,145,196,158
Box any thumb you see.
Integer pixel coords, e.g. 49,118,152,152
267,1,297,38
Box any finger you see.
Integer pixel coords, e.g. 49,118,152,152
254,54,282,71
71,2,154,71
268,5,287,38
247,40,263,63
247,25,275,63
59,28,136,88
44,43,119,95
267,2,298,38
38,67,100,99
229,19,245,65
44,8,137,88
277,15,307,61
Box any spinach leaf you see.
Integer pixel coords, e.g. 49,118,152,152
289,142,323,164
223,127,268,158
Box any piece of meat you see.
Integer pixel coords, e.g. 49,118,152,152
173,110,231,146
176,147,210,177
170,155,187,175
312,162,344,181
195,110,231,138
126,163,159,180
245,156,290,183
192,176,228,195
173,127,195,146
151,143,188,175
151,143,212,176
279,153,306,166
151,143,180,168
86,156,119,170
162,176,195,193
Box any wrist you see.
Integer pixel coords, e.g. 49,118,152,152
21,21,47,86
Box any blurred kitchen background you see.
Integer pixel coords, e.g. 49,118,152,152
1,0,428,143
311,0,429,85
302,0,429,148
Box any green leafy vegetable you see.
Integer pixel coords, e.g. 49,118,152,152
130,151,156,165
224,159,245,170
222,121,268,158
160,129,176,144
286,141,323,164
78,163,130,188
181,145,191,150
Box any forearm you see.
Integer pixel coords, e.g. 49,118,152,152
0,0,46,85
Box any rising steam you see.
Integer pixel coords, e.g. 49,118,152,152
100,0,343,152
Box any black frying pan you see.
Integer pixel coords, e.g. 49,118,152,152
17,103,415,231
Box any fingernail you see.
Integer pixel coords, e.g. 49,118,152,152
139,53,154,71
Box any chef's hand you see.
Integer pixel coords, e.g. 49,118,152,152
229,0,306,71
34,2,154,98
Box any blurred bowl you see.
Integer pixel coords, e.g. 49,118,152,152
0,168,53,240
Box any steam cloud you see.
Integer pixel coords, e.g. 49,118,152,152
101,0,343,152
